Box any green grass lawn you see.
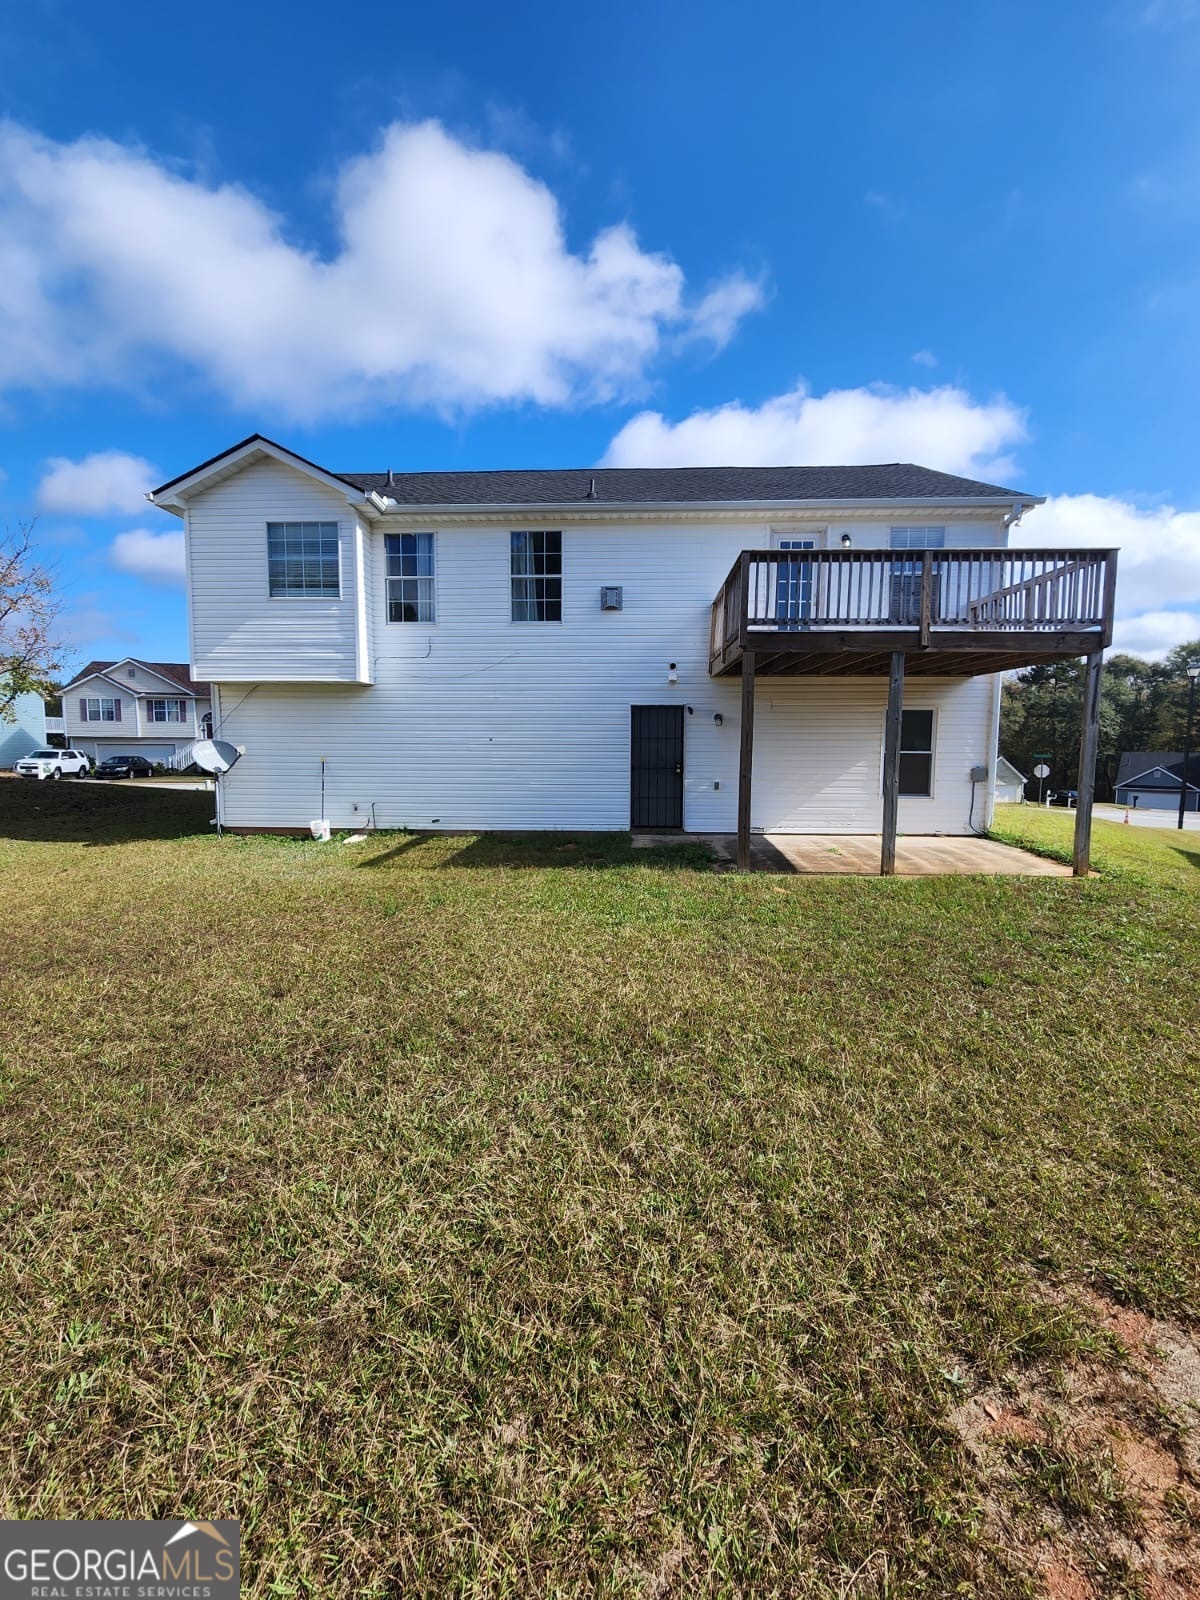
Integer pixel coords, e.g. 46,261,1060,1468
1,782,1198,1596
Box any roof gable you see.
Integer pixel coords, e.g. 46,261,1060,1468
64,659,211,698
149,434,372,516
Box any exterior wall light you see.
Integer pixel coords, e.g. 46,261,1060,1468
667,662,678,683
713,713,724,726
841,533,853,549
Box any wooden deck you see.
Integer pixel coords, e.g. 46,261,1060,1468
633,833,1073,877
710,547,1118,678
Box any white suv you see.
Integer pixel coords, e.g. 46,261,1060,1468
14,747,91,780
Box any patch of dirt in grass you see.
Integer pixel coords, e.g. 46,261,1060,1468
950,1286,1200,1598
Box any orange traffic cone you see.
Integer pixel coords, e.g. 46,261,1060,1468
1123,809,1130,824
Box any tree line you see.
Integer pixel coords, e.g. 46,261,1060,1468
1000,643,1200,800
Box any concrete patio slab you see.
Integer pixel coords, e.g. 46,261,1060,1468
632,832,1072,876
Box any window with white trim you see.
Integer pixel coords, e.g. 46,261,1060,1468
146,698,188,723
80,696,119,722
385,533,435,622
889,527,946,550
267,521,340,598
511,531,562,621
898,709,935,796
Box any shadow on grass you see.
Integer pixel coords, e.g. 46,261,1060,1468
357,830,714,871
0,778,214,845
1171,846,1200,872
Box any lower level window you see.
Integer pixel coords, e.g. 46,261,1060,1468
386,533,435,622
899,709,935,796
147,698,187,723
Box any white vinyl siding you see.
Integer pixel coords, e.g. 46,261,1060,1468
186,457,367,683
207,514,999,835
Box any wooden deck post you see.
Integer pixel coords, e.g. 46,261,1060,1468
880,650,905,875
737,651,756,871
1073,649,1104,877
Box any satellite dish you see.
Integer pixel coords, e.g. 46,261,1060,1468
192,739,241,775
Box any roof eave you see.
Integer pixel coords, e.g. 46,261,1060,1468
372,493,1045,517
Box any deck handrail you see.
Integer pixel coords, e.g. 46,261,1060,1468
709,546,1118,667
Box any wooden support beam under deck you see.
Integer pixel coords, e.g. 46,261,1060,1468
1073,650,1105,877
737,651,756,871
881,651,906,875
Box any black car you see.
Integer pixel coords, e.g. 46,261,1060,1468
95,755,156,780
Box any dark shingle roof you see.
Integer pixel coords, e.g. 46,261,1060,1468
1115,751,1200,790
340,462,1036,507
65,659,211,697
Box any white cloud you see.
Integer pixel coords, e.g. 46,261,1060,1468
109,527,185,585
1111,610,1200,656
36,450,158,515
686,274,767,351
601,380,1028,480
0,119,760,419
911,349,938,368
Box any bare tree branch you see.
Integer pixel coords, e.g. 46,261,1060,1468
1,521,63,722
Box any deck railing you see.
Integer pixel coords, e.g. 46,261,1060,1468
710,547,1117,663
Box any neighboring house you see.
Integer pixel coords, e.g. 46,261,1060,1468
1,689,47,769
994,756,1027,804
147,435,1117,871
60,659,213,765
1114,751,1200,812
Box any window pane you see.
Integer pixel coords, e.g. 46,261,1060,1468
898,753,933,796
900,710,934,752
267,521,339,597
511,532,562,619
889,526,946,550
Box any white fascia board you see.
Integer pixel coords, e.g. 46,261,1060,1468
371,494,1045,520
147,438,366,516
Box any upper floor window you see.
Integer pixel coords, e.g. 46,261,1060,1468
80,696,119,722
267,521,340,598
385,533,435,622
147,698,188,723
511,531,562,622
889,526,946,550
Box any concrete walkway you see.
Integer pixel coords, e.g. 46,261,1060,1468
633,832,1071,876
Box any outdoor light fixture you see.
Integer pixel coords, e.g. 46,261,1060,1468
713,713,724,726
1180,663,1200,830
841,533,852,548
667,661,678,683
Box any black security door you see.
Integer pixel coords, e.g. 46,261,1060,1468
630,706,685,829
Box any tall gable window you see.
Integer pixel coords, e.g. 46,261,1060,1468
898,709,935,796
147,698,188,723
81,696,120,722
267,521,340,598
385,533,435,622
511,531,562,622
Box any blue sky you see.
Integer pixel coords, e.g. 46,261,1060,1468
2,0,1200,669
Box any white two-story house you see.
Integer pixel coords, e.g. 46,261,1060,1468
61,659,213,766
148,435,1116,872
